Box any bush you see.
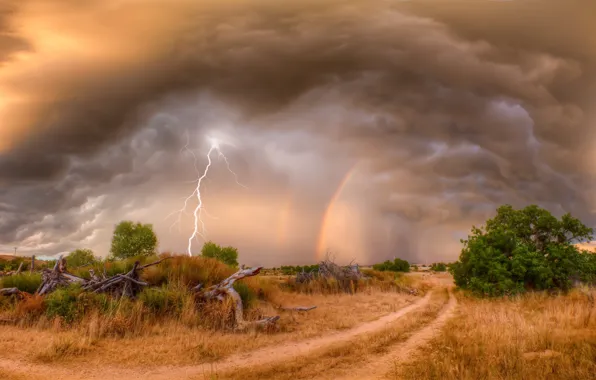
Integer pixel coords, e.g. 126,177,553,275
0,273,42,293
280,265,320,275
139,286,186,314
233,282,257,309
451,204,594,297
430,262,447,272
372,258,410,272
110,220,158,259
66,248,98,268
44,285,84,322
201,241,239,267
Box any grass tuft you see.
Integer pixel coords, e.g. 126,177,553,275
0,273,42,293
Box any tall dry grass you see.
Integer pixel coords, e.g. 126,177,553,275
399,288,596,380
282,269,429,296
0,255,425,367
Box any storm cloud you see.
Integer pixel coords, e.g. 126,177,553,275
1,0,595,265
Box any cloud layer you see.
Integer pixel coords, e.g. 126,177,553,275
1,0,595,265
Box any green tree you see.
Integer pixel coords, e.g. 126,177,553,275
201,241,239,267
450,205,594,296
372,258,410,272
66,248,98,268
431,262,447,272
110,221,158,259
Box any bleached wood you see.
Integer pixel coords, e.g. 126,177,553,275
198,266,280,329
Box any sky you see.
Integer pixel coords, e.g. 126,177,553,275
1,0,595,266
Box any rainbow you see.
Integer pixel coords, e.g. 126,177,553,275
315,162,359,260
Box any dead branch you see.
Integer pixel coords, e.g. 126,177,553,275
83,261,147,298
197,266,280,330
316,255,363,294
138,256,171,270
0,287,21,296
36,256,87,296
81,258,166,299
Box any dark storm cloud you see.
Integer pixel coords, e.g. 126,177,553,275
1,0,595,261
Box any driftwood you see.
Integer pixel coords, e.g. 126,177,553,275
82,261,149,299
196,266,280,330
34,257,168,298
37,256,86,296
0,287,21,296
293,254,363,294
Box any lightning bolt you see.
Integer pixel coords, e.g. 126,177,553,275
166,131,246,256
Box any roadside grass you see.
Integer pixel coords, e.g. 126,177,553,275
398,288,596,380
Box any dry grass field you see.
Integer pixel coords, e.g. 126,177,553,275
0,267,594,380
399,288,596,380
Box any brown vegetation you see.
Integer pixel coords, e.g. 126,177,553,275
398,288,596,380
1,260,592,380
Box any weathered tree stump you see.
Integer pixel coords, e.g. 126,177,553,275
36,256,86,296
196,266,280,330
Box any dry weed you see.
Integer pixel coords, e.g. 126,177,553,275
398,289,596,380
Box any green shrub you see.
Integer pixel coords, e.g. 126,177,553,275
280,264,320,275
451,204,595,297
139,286,186,314
372,258,410,272
233,282,257,309
66,249,99,268
430,262,447,272
0,273,42,293
44,285,84,322
201,241,239,267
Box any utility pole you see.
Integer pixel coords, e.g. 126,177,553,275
14,247,17,256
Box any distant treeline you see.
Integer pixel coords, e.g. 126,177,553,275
371,259,452,273
0,256,52,272
430,262,448,272
269,265,320,275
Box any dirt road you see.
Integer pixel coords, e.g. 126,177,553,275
334,289,458,380
0,292,434,380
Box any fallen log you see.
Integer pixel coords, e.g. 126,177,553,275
0,287,21,296
196,266,280,330
36,256,87,296
82,258,166,299
83,261,146,298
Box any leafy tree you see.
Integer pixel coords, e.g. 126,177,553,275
66,249,98,268
430,262,447,272
373,258,410,272
110,221,158,259
201,241,239,267
450,205,594,296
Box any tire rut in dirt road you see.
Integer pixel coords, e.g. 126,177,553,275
0,292,433,380
333,290,457,380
